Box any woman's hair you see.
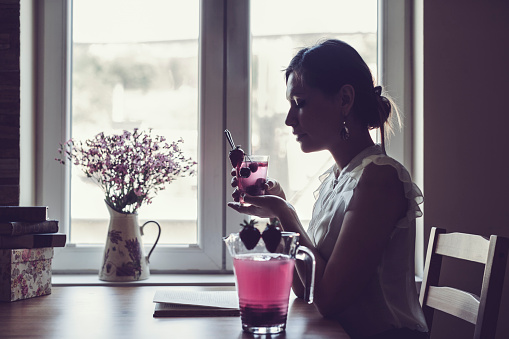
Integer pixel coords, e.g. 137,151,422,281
285,39,399,151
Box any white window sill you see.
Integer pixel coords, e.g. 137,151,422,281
52,273,235,287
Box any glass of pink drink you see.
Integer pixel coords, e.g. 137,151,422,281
224,232,315,334
236,155,269,203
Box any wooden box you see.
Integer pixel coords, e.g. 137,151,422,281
0,247,53,302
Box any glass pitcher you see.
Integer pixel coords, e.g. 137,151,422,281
224,231,315,334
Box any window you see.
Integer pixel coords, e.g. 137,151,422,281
34,0,413,273
71,0,199,246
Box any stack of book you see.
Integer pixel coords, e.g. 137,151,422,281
0,206,66,302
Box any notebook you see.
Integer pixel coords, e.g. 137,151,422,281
153,289,240,317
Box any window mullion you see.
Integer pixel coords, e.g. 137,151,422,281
197,0,228,271
223,0,250,271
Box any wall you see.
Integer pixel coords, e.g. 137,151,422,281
0,0,20,206
19,0,36,205
422,1,509,338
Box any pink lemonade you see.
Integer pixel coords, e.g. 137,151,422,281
237,159,268,197
233,253,295,331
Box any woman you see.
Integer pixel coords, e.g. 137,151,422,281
228,39,428,339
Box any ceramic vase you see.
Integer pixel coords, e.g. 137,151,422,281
99,203,161,282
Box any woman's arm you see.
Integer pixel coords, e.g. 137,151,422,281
310,163,407,316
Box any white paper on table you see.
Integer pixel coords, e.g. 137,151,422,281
153,290,239,309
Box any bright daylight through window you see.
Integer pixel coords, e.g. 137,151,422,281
71,0,199,245
250,1,377,227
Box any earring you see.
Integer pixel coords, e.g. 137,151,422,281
340,121,350,140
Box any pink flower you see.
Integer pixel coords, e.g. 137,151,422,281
55,129,196,213
21,249,31,261
134,187,144,196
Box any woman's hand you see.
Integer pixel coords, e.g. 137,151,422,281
228,193,289,219
230,168,286,202
264,178,286,200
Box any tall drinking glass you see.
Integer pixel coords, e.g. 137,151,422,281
236,155,268,203
224,231,315,334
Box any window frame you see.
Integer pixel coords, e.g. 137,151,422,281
36,0,238,273
378,0,422,276
31,0,416,273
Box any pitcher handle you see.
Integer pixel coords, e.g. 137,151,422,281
140,220,162,263
295,245,316,304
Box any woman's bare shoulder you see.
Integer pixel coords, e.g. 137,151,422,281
350,161,407,220
358,161,403,189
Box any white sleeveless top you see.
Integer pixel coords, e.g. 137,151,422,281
308,144,428,338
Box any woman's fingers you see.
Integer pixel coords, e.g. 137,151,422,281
242,193,267,206
227,201,262,215
230,173,283,199
265,179,286,200
230,172,283,198
227,201,276,219
244,194,285,217
231,189,241,202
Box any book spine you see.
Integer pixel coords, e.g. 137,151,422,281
0,220,59,235
0,233,66,249
0,206,48,222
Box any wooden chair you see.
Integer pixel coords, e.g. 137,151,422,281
419,227,509,339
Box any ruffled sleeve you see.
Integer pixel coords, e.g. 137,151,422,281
307,148,423,252
349,155,424,227
312,164,335,199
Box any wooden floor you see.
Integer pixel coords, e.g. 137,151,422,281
0,285,350,339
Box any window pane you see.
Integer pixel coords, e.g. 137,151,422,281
71,0,199,245
250,0,377,229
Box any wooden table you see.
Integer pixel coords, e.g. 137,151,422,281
0,286,350,339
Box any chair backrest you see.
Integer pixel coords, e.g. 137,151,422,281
419,227,509,339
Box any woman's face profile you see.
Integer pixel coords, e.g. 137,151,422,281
285,72,342,153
